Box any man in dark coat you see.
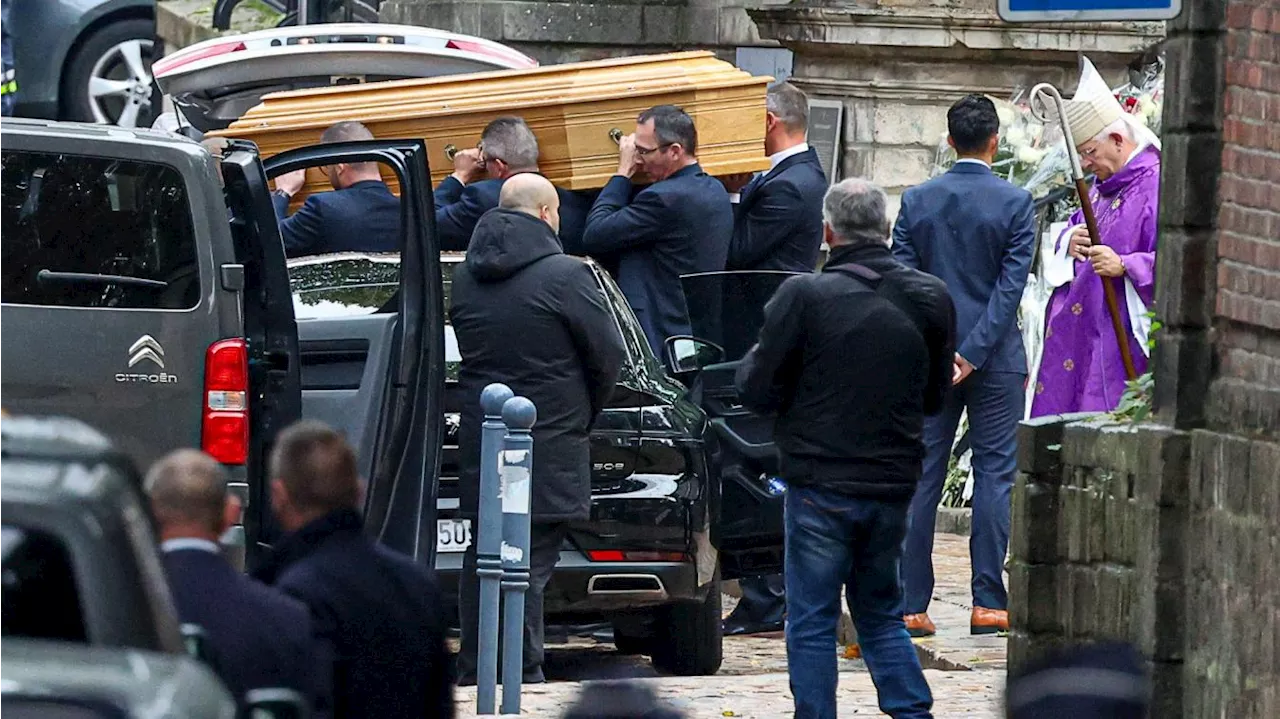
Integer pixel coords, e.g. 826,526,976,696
736,178,954,719
725,82,829,273
435,115,593,253
253,421,454,718
721,81,830,637
271,121,400,258
449,173,625,684
581,104,733,356
145,449,327,715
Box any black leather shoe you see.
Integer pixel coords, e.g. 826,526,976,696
455,669,545,687
722,618,785,636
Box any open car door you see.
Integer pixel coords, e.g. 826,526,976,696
261,140,446,568
671,271,801,580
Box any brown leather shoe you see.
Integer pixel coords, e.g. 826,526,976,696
904,613,937,638
971,607,1009,635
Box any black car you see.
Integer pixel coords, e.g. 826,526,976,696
288,251,791,675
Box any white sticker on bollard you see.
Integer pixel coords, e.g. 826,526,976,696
500,451,531,514
500,542,524,562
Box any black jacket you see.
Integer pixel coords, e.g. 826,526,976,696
163,548,327,714
271,180,400,258
727,147,828,272
581,163,733,356
434,175,594,253
252,509,453,719
735,243,956,498
450,209,625,521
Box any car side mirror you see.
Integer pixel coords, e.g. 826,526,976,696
244,688,310,719
181,623,210,663
664,336,725,375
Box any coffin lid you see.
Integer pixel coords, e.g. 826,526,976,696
213,51,771,193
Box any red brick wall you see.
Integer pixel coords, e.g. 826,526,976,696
1210,1,1280,436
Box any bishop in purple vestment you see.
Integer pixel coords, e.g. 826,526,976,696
1031,97,1160,417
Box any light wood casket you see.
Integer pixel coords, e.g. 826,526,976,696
211,51,771,206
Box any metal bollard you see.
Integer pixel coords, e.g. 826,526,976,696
476,383,513,715
499,396,536,715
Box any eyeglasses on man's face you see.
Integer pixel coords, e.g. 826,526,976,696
635,142,675,157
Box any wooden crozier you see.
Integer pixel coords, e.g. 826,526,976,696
211,51,772,209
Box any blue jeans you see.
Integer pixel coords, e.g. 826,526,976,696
785,485,933,719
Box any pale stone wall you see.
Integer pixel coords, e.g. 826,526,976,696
749,1,1165,219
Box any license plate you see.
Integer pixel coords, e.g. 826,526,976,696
436,518,472,553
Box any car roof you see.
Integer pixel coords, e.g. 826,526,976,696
0,117,203,150
1,639,234,717
1,416,144,509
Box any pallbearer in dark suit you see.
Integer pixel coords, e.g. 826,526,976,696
725,82,828,272
892,95,1036,637
582,104,733,356
434,116,594,253
721,81,829,637
146,450,328,715
271,121,401,259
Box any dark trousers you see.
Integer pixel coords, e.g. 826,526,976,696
785,485,932,719
457,521,569,681
726,574,786,626
902,370,1024,614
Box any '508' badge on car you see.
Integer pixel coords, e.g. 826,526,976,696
115,335,179,384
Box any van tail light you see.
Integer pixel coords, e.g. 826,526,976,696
153,41,247,77
203,339,249,465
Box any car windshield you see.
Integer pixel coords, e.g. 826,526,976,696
680,271,802,363
287,252,464,378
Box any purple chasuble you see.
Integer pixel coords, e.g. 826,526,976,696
1030,146,1160,417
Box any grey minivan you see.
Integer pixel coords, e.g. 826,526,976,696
0,118,448,568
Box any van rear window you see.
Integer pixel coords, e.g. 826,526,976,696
1,151,200,310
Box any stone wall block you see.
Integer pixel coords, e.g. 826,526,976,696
1161,132,1225,229
1167,0,1227,33
1014,480,1063,564
1137,426,1193,507
1149,660,1185,719
1016,414,1077,478
872,102,949,146
1163,34,1227,132
1155,228,1219,332
843,99,876,146
1152,328,1215,430
1087,477,1110,564
869,147,934,190
503,3,645,44
1105,493,1136,565
1248,439,1280,520
1069,564,1098,639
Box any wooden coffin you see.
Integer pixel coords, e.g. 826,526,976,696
211,51,771,206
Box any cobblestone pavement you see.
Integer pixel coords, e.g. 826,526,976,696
456,533,1006,717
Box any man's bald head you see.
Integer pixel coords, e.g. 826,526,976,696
499,173,561,234
146,449,233,537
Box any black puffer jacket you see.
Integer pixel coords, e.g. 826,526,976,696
450,208,625,521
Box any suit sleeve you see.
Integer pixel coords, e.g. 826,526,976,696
890,191,920,269
581,177,669,254
957,191,1035,370
924,285,958,416
560,262,625,425
735,278,806,414
434,181,490,251
276,195,327,259
727,180,806,270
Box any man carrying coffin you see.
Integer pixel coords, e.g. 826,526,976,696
1030,90,1160,417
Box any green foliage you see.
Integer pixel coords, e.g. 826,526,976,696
941,454,971,509
1111,371,1154,423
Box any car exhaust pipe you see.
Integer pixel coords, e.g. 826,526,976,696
587,574,667,597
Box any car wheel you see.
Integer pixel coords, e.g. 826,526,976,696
650,568,723,676
610,625,650,656
61,19,159,128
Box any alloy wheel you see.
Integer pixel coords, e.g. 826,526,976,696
85,38,156,127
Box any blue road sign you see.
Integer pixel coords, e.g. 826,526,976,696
998,0,1182,22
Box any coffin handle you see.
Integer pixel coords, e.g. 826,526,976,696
608,128,623,145
444,144,458,162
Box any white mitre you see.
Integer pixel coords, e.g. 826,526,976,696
1060,56,1162,152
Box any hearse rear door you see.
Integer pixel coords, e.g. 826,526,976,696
260,140,446,567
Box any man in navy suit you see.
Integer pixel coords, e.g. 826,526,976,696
253,421,454,718
892,94,1036,637
721,81,829,637
146,450,327,714
582,104,733,356
725,82,828,272
271,121,400,259
435,115,594,252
